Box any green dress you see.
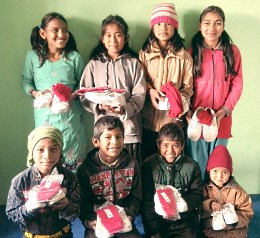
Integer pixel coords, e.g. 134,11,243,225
22,49,87,172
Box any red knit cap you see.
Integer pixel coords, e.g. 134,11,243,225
206,145,233,173
150,3,178,29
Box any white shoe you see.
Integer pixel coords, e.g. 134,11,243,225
202,108,218,142
51,95,69,113
175,193,188,213
34,92,53,108
85,90,126,107
212,211,226,230
187,107,204,141
222,203,238,225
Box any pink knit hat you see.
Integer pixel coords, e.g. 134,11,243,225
150,3,178,29
206,145,233,173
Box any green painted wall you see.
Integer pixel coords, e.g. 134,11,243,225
0,0,259,204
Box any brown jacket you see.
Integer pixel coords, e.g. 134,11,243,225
139,44,193,132
202,177,254,238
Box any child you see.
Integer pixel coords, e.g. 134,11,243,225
79,15,146,165
21,12,87,173
202,145,253,237
77,115,142,238
139,3,193,161
186,6,243,177
141,122,203,238
6,126,80,237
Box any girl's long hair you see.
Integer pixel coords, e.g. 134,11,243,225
30,12,77,66
191,6,237,79
90,15,138,62
142,28,185,55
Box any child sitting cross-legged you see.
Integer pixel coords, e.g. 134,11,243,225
201,145,254,237
6,126,80,238
141,122,203,238
77,115,142,238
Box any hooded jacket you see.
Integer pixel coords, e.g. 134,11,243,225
141,153,202,236
139,43,193,131
190,44,243,138
77,147,142,225
80,54,146,144
202,176,254,238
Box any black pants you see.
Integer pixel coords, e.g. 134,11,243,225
141,129,158,162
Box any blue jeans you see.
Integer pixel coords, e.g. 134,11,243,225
186,138,228,178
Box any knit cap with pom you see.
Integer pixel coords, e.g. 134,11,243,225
206,145,233,174
150,3,178,29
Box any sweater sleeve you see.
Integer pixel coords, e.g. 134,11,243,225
21,50,36,95
223,45,243,112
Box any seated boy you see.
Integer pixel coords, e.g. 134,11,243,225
202,145,254,237
77,115,142,238
141,122,203,238
6,126,80,237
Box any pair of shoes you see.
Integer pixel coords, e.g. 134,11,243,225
211,211,226,230
82,86,126,107
51,95,69,113
187,107,218,142
211,204,238,230
222,203,238,225
34,92,53,108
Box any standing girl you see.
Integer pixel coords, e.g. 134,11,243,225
80,15,146,165
186,6,243,177
139,3,193,161
22,12,87,173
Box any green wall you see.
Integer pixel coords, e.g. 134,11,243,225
0,0,259,204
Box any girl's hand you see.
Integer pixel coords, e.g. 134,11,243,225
211,201,222,211
33,91,43,99
185,110,193,124
149,89,164,109
69,92,78,102
215,109,226,127
99,104,125,115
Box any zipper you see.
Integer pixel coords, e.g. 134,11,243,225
211,49,215,109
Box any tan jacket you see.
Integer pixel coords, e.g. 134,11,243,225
202,177,254,238
139,44,193,131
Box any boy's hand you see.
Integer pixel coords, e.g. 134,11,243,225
51,197,69,211
211,201,222,211
87,220,97,230
151,233,161,238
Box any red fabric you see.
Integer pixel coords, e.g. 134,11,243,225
206,145,233,173
161,81,183,118
156,188,177,218
197,109,213,126
96,205,124,233
52,83,72,102
36,181,60,201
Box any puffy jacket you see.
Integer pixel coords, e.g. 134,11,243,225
190,44,243,138
202,176,254,238
141,153,202,236
80,54,146,144
139,44,193,131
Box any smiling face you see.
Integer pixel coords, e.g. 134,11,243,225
158,138,183,163
102,23,126,60
32,138,61,176
209,167,231,187
200,11,224,48
153,23,174,49
40,18,69,53
92,127,124,164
